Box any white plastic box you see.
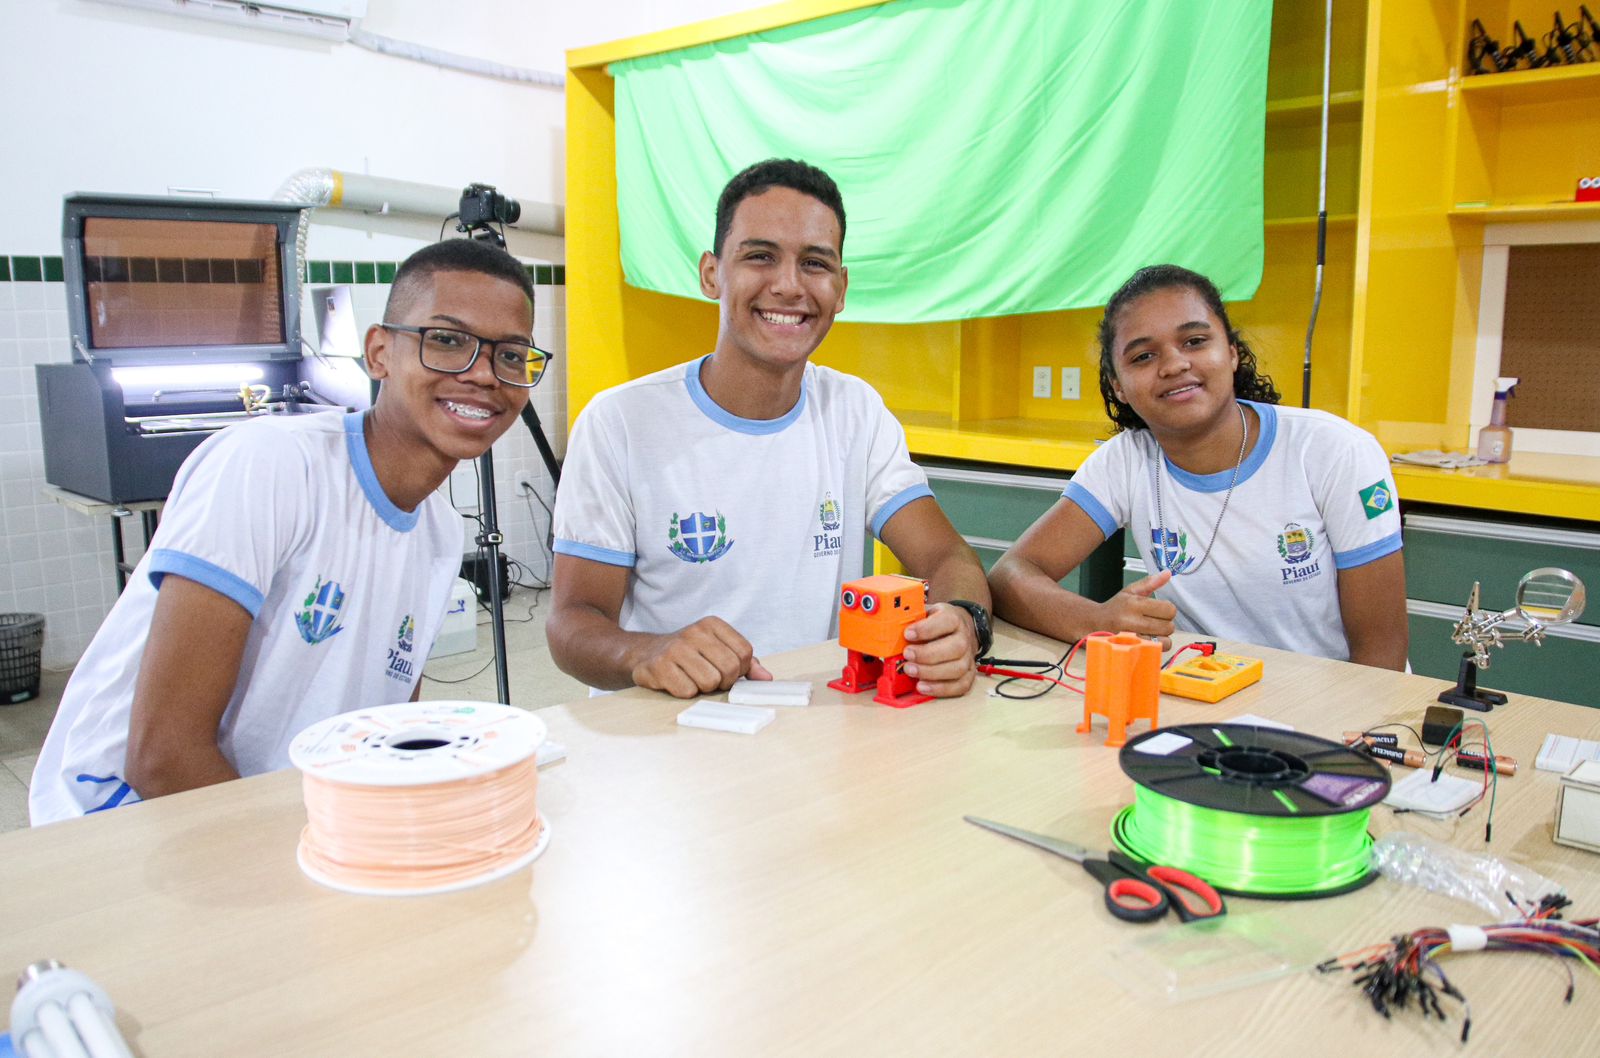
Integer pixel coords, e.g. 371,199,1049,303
430,578,478,659
1555,759,1600,855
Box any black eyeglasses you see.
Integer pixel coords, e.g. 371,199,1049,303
380,324,553,388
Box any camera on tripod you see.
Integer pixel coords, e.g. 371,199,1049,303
455,183,521,246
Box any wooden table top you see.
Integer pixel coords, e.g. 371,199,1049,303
4,626,1599,1057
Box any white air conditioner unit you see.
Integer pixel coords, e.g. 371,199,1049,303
91,0,368,42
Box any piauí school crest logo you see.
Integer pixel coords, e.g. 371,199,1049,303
819,493,842,532
1358,479,1394,520
1151,528,1194,574
814,493,844,557
1277,523,1315,565
1277,522,1324,584
295,577,347,645
668,511,734,563
386,613,416,682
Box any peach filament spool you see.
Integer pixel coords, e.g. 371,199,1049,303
288,701,550,896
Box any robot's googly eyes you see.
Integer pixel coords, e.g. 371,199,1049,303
841,589,857,609
861,594,877,613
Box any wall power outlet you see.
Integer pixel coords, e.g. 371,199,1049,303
1061,367,1081,400
1032,366,1052,399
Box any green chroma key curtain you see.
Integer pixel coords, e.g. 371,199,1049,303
612,0,1271,323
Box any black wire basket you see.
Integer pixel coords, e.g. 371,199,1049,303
0,614,45,705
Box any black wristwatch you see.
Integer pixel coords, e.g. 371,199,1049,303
946,599,993,660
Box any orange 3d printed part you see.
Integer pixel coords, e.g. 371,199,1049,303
1160,652,1264,703
828,574,931,708
1079,632,1161,747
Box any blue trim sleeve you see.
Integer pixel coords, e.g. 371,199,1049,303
1332,530,1403,570
1062,481,1117,539
553,539,638,568
871,484,935,538
148,549,266,618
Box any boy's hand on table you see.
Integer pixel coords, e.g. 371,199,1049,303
630,616,773,699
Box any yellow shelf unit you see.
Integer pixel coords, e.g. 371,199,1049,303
1447,11,1600,219
1345,0,1600,516
565,0,1372,472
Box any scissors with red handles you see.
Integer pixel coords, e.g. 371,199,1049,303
964,815,1226,924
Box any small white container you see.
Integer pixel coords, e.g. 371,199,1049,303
429,577,478,658
1554,759,1600,855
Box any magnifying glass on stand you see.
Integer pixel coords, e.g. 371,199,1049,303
1440,567,1586,712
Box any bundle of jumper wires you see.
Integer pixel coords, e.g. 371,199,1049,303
1317,893,1596,1043
977,634,1216,700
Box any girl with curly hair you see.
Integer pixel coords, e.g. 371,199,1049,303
990,265,1408,668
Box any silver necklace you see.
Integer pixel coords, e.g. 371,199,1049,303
1152,402,1249,576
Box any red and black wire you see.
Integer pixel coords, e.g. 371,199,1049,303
978,635,1214,699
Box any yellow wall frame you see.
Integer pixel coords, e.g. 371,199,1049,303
567,0,1600,520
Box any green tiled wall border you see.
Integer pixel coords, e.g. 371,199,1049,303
4,256,56,282
0,256,566,285
296,261,565,286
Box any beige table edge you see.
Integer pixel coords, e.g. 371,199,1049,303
3,626,1599,1057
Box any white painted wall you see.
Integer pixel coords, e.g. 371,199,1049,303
0,0,759,668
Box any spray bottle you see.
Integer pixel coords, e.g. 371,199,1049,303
1476,376,1518,464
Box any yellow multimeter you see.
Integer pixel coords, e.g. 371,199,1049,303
1159,653,1264,703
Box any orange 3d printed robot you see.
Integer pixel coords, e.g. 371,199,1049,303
828,574,931,708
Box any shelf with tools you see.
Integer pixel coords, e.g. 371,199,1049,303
1447,7,1600,221
1345,2,1600,517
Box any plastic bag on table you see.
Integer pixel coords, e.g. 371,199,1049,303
1370,831,1564,918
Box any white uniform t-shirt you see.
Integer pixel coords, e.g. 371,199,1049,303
552,356,931,657
1062,401,1402,661
30,411,462,825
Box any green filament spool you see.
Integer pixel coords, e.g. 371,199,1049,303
1114,724,1390,899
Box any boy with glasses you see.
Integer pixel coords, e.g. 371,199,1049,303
30,239,542,823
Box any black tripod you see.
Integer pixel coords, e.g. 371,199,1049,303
474,407,560,704
452,182,563,705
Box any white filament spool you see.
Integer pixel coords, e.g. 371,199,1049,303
289,701,550,896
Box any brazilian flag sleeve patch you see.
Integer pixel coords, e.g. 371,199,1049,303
1358,480,1394,519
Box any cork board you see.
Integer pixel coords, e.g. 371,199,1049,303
1501,244,1600,432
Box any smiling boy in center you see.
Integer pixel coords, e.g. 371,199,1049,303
548,158,992,698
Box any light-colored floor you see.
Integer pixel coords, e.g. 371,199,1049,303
0,589,584,833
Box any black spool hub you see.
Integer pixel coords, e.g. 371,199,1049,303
1197,744,1312,786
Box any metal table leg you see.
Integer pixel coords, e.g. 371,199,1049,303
110,509,129,593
